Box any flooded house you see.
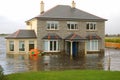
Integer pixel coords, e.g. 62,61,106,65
6,0,107,57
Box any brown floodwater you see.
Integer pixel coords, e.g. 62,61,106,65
0,37,120,74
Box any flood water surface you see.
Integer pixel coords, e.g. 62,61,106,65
0,37,120,74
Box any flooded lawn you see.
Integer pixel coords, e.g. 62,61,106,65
0,37,120,74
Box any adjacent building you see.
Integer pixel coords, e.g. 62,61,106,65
6,1,107,57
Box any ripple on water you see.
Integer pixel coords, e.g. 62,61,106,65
0,37,120,74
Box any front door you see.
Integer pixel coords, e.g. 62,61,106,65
66,42,78,57
72,42,78,57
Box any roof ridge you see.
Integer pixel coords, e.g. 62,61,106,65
38,5,70,17
76,8,107,20
39,5,59,16
14,30,20,38
26,5,107,22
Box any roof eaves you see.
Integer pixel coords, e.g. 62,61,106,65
37,17,107,21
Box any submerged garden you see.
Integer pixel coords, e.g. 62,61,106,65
0,36,120,80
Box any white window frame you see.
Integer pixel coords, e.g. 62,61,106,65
46,21,59,30
67,21,78,30
19,41,25,51
9,41,14,51
86,22,97,31
29,41,34,44
87,40,98,51
29,41,35,50
44,40,59,52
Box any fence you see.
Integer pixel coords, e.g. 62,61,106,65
105,42,120,49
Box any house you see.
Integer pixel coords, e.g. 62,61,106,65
6,0,107,57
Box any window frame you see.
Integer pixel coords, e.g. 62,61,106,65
29,41,34,51
46,21,59,30
86,40,99,51
9,41,14,51
19,41,25,51
67,21,78,30
86,22,97,31
44,40,59,52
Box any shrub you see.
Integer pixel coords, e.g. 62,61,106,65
0,65,8,80
105,37,120,43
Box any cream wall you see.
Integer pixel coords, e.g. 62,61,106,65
26,19,38,34
6,39,37,54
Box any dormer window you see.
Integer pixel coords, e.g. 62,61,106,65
86,22,97,31
67,21,78,30
47,21,59,30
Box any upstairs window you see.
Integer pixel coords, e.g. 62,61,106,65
67,21,78,30
47,21,59,30
86,22,97,31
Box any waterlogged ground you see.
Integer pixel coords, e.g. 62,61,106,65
0,37,120,74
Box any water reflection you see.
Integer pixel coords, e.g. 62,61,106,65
0,37,120,74
0,53,116,74
3,54,29,74
1,49,120,74
2,53,104,74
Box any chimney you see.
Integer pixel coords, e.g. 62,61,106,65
71,0,76,8
40,0,44,14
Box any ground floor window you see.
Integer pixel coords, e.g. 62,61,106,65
29,41,34,51
87,40,98,51
44,40,59,52
19,41,25,51
9,41,14,51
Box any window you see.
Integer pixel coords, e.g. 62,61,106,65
67,21,78,30
9,41,14,51
86,22,96,30
87,40,98,51
47,21,59,30
44,40,59,52
29,41,34,51
19,41,25,51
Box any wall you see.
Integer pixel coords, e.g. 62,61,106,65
6,39,37,54
37,20,105,52
26,19,38,34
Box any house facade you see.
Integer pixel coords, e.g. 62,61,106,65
6,1,107,56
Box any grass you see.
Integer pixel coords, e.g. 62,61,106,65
105,37,120,43
6,70,120,80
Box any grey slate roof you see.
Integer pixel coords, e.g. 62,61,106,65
34,5,107,21
5,30,37,39
42,33,62,40
86,34,101,40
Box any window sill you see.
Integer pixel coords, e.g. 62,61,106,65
19,51,26,52
9,51,14,52
87,50,99,52
46,29,59,31
44,51,60,52
67,29,79,31
87,50,100,54
86,30,97,32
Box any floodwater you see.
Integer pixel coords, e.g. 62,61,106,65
0,37,120,74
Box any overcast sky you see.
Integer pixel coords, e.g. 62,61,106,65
0,0,120,34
